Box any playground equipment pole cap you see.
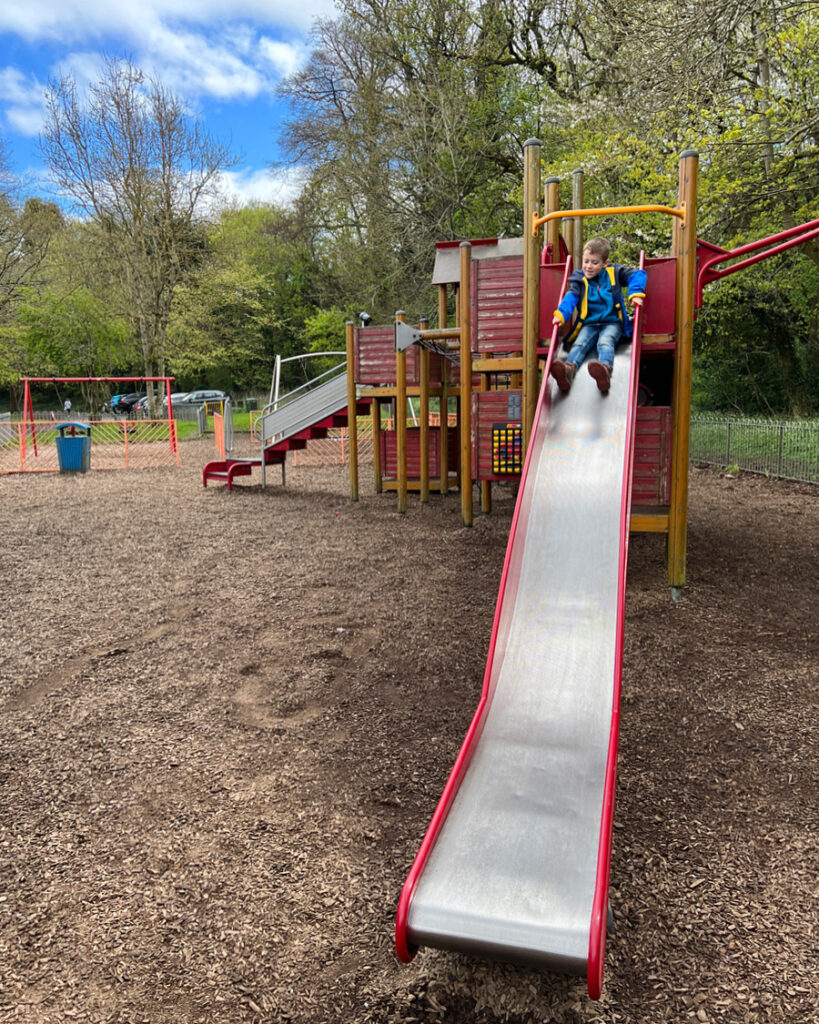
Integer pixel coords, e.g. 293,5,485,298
680,149,699,158
523,138,542,148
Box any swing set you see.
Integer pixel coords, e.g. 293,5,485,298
2,376,180,474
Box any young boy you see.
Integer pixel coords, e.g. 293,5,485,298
550,237,646,394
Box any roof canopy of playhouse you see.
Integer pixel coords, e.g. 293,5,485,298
432,237,524,285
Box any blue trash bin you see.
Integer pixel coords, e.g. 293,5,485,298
55,422,91,473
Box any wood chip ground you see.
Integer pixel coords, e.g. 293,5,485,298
0,440,816,1023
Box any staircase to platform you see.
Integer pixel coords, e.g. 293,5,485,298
203,369,369,490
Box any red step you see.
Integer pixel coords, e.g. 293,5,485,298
204,399,372,489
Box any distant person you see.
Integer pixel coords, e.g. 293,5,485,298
63,398,72,417
550,237,646,395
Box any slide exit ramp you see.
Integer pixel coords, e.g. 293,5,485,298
396,305,643,998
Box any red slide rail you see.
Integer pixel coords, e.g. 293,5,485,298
696,218,819,306
586,254,645,998
395,257,572,962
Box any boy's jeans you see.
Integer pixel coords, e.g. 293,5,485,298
566,322,623,370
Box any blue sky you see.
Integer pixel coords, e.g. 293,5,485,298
0,0,337,207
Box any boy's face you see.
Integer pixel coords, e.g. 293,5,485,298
582,250,608,278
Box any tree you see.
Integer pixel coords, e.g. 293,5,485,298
41,58,235,412
0,140,63,319
280,0,537,320
167,203,329,392
17,287,131,415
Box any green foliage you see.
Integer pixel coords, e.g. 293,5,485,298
693,258,817,416
18,288,131,377
3,1,818,419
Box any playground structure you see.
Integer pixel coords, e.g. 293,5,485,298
1,377,181,475
199,145,819,997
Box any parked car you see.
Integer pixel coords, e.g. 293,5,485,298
162,392,190,407
175,389,229,405
115,392,145,415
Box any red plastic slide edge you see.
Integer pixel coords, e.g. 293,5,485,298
395,258,573,962
586,254,645,999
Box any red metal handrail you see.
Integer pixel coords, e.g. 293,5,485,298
394,256,573,963
586,253,645,999
696,218,819,306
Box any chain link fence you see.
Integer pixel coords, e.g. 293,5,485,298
690,414,819,484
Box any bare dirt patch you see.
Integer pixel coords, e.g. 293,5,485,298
1,442,816,1023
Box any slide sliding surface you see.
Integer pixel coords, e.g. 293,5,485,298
396,326,641,997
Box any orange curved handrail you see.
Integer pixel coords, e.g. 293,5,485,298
534,204,684,235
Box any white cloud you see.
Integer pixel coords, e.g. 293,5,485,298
0,1,336,43
0,4,328,108
219,165,306,207
0,67,47,136
258,37,306,78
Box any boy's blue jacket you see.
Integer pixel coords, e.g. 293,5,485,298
554,264,647,343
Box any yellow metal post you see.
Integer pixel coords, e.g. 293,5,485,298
395,310,408,514
668,151,699,594
523,139,542,454
459,242,473,527
345,321,359,501
419,318,430,501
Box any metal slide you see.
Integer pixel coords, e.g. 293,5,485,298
396,322,642,998
258,370,349,451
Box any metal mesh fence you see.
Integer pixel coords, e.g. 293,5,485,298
0,420,180,474
690,415,819,484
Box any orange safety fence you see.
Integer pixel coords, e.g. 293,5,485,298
292,419,375,467
0,419,181,475
213,413,225,459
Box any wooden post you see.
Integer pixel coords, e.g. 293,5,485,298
480,368,491,514
419,318,430,502
668,150,699,595
560,217,573,258
395,310,408,514
372,399,383,493
544,177,561,259
572,169,584,267
345,321,359,501
459,242,473,527
438,284,450,494
523,139,542,456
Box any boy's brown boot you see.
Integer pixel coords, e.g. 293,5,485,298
588,360,612,394
550,360,575,393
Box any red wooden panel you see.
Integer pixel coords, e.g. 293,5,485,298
354,326,444,386
631,406,672,505
539,264,566,340
472,389,523,480
539,257,678,340
642,258,677,336
471,255,524,354
380,427,459,478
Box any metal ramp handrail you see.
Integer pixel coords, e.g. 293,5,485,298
257,352,347,439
